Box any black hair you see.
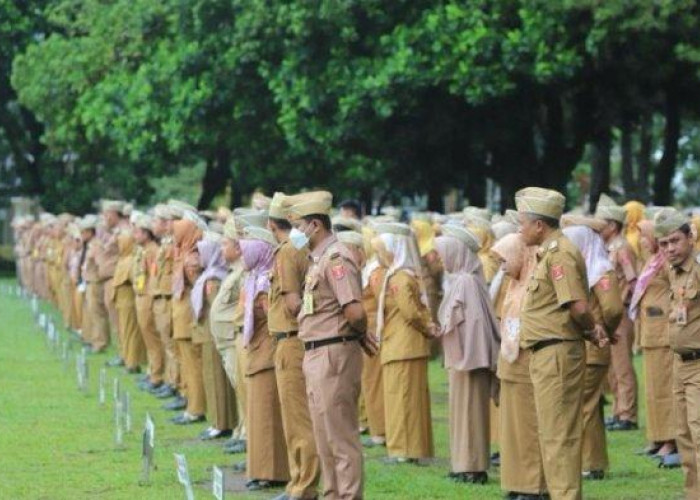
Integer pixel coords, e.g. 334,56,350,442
333,224,354,232
607,219,623,233
303,214,332,231
269,216,292,231
338,199,362,219
528,213,560,229
680,223,692,237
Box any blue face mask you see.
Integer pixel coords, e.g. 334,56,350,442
289,227,310,250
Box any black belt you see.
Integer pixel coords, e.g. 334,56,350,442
274,331,298,341
680,350,700,362
304,335,360,351
153,294,171,300
531,338,565,352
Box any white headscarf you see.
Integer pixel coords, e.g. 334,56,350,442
375,232,427,340
562,225,613,289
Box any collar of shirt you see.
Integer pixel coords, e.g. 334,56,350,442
674,252,696,274
273,238,288,255
310,234,337,263
536,229,562,260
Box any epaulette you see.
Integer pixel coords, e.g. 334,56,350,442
548,240,559,253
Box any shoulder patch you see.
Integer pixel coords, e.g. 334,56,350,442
551,264,565,281
331,263,347,280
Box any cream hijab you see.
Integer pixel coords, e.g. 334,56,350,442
375,232,426,340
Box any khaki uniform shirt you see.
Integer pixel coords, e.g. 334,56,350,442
96,224,126,281
607,235,638,304
668,252,700,354
379,270,432,365
132,241,158,296
210,261,245,324
268,240,309,334
639,267,671,348
82,239,101,283
520,230,589,349
298,236,363,342
149,236,173,297
587,270,623,365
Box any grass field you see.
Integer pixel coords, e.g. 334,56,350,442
0,278,685,499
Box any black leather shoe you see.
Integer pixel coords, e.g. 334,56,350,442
199,428,232,441
582,470,605,480
455,471,488,484
171,413,205,425
246,479,286,491
162,396,187,411
154,385,177,399
490,452,500,467
125,366,141,374
604,416,619,427
224,440,247,454
139,380,162,392
658,453,681,469
608,420,638,431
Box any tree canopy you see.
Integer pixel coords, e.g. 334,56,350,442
4,0,700,213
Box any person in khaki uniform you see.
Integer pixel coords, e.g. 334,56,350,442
630,219,677,459
434,225,500,484
339,229,386,448
149,204,182,404
187,234,237,440
517,187,609,500
238,232,290,491
595,194,639,431
212,219,247,453
373,223,434,464
96,200,130,364
132,214,166,390
562,221,624,480
170,215,206,424
81,215,111,352
267,193,320,500
492,233,546,499
655,208,700,498
112,227,146,372
288,191,371,500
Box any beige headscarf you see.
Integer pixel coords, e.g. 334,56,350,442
491,234,536,363
434,235,500,372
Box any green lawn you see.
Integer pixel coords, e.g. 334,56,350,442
0,278,684,499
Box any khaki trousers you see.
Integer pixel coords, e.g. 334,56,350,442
500,379,546,495
86,281,109,351
581,365,608,471
275,337,320,498
135,294,165,385
608,316,638,422
530,340,585,500
644,347,675,442
360,352,385,438
177,339,205,416
212,322,246,440
303,341,363,500
247,367,290,482
448,369,490,472
115,285,146,369
673,356,700,500
153,297,180,389
202,339,237,431
103,277,118,346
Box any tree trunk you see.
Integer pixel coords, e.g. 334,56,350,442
620,119,635,197
589,128,612,213
198,147,231,209
653,89,681,205
637,114,652,202
465,168,486,207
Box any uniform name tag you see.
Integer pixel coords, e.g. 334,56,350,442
303,291,314,315
677,304,688,325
